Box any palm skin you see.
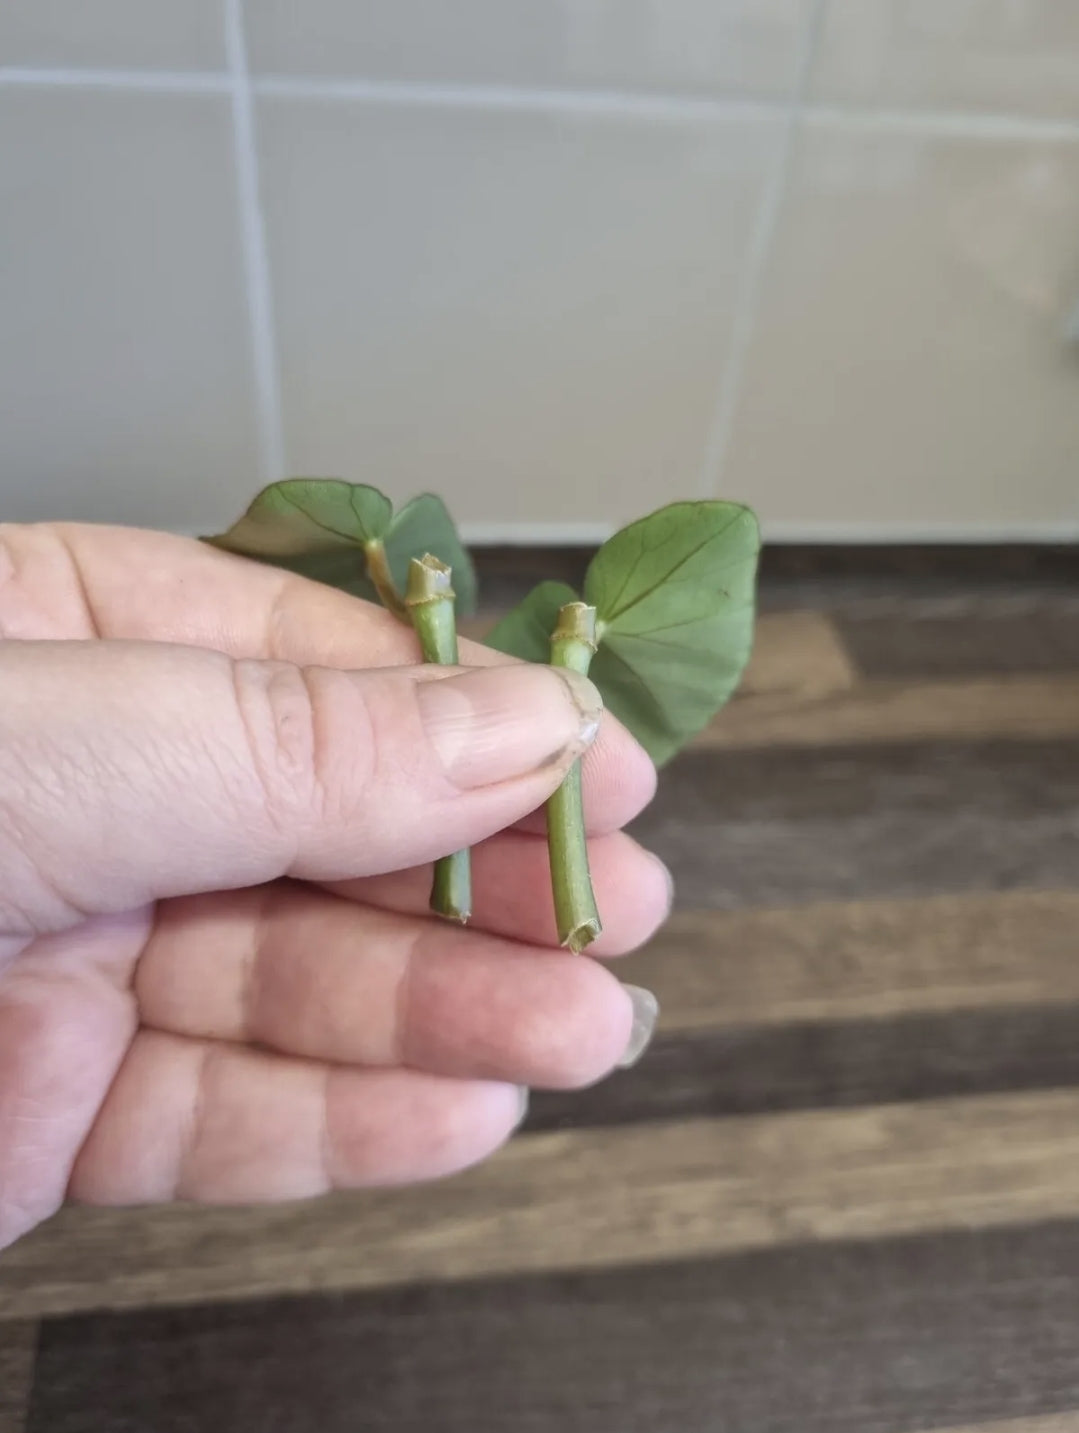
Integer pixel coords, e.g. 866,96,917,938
0,523,667,1249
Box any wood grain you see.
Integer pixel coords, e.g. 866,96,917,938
525,1001,1079,1131
9,1090,1079,1320
700,674,1079,749
836,609,1079,679
935,1419,1079,1433
635,738,1079,908
0,1324,35,1433
737,610,858,695
26,1224,1079,1433
616,892,1079,1032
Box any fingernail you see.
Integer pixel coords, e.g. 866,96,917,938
417,666,602,789
618,985,659,1069
515,1086,531,1129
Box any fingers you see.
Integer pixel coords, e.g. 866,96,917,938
0,911,142,1248
69,1029,525,1205
0,523,656,835
136,883,645,1089
0,640,600,938
328,829,673,957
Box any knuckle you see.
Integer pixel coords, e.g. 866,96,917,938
0,523,98,639
227,659,376,833
228,658,322,829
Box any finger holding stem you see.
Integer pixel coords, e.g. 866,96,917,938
405,554,472,923
547,602,601,952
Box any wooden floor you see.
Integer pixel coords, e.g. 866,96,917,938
4,549,1079,1432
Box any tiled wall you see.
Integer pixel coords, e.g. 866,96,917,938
2,1,1078,540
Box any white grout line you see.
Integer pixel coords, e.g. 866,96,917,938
4,64,1079,144
694,0,828,502
0,66,229,93
255,73,778,123
223,0,286,488
806,103,1079,144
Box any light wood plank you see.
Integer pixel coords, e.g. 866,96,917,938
0,1323,35,1433
699,675,1079,749
739,610,858,696
934,1419,1079,1433
461,610,858,698
618,891,1079,1033
7,1089,1079,1320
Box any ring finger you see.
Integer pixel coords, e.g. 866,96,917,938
136,882,654,1091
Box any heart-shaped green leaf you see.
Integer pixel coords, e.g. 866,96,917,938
484,581,580,665
487,501,760,765
385,494,478,616
204,479,477,615
586,501,759,764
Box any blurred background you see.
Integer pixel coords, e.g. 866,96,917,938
3,0,1078,539
4,4,1079,1432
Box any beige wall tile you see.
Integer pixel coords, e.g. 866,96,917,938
258,100,783,528
0,89,261,531
724,125,1079,534
812,0,1079,120
0,0,225,71
248,0,811,100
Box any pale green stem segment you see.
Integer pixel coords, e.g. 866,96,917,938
364,540,409,620
405,554,472,924
546,602,601,953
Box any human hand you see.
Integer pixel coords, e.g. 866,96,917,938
0,524,668,1249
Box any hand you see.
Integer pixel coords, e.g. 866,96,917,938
0,523,668,1249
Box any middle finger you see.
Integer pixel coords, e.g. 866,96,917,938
136,882,648,1090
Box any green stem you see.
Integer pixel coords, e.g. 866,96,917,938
364,540,409,619
405,554,472,924
546,603,601,953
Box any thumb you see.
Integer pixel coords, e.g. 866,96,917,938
0,640,601,938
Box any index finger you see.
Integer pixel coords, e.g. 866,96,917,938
3,521,657,833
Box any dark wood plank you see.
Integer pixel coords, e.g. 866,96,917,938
836,610,1079,679
632,739,1079,908
935,1419,1079,1432
471,542,1079,600
27,1221,1079,1433
526,1003,1079,1133
0,1323,36,1433
9,1092,1079,1319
